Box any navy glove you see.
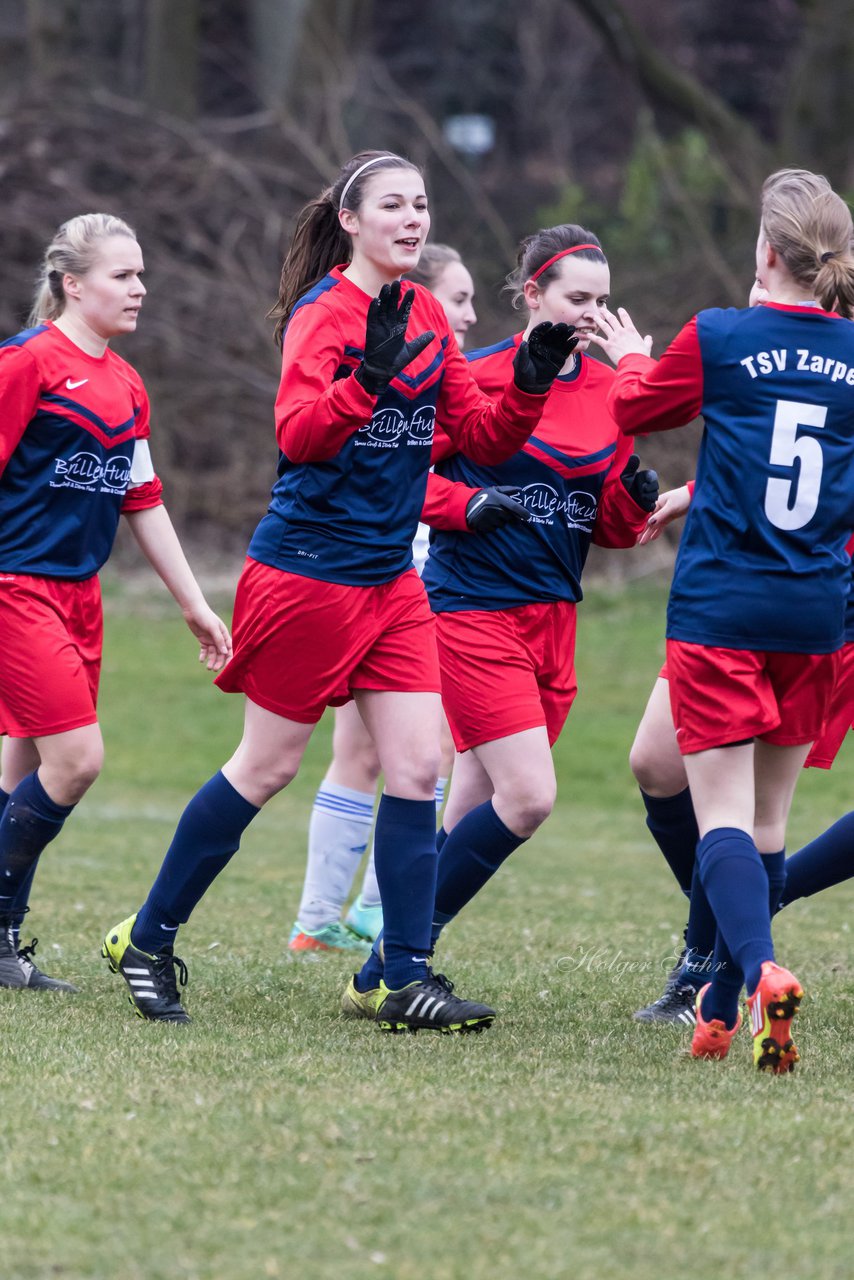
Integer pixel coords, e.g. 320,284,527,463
620,455,659,512
465,485,532,533
355,281,435,396
512,322,578,394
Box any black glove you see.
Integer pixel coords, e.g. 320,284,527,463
512,322,578,394
355,281,435,396
465,485,532,533
620,454,659,512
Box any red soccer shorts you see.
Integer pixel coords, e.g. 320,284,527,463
666,639,838,756
435,600,578,752
0,573,102,738
805,640,854,769
215,559,441,724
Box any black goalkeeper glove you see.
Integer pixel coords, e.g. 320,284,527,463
620,454,659,512
465,485,532,534
355,281,435,396
512,322,578,394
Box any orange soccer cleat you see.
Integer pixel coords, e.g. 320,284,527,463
747,961,803,1074
690,983,742,1060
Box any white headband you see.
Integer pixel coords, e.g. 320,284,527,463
338,156,398,211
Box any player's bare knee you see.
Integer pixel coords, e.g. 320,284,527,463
42,747,103,804
503,782,555,836
384,754,441,802
629,738,658,791
350,741,382,788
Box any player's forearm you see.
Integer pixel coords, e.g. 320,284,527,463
445,381,546,465
422,471,474,531
123,504,207,613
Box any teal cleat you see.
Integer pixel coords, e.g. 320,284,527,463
288,920,372,958
343,895,383,943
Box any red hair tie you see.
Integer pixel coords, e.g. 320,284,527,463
529,243,603,282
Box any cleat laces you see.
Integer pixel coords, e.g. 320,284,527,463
149,950,189,1002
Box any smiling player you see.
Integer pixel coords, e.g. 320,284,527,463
102,152,577,1029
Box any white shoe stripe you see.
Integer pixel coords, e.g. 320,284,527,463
431,1000,446,1018
405,994,425,1016
123,967,152,975
132,992,158,999
420,996,436,1016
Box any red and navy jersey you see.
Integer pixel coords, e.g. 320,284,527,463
247,268,547,586
0,322,162,580
612,303,854,653
421,336,648,611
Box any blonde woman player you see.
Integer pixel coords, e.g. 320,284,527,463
0,214,230,993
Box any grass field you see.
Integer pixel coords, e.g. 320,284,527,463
2,572,853,1280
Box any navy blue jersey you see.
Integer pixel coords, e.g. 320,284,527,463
422,338,647,611
248,268,547,587
0,323,162,580
613,303,854,654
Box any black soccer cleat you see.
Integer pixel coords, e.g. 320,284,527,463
376,970,495,1034
102,914,190,1023
634,948,699,1025
15,937,79,992
0,910,78,992
0,912,26,988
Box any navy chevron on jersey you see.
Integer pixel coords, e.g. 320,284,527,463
422,337,647,612
0,322,160,580
611,303,854,653
248,268,547,586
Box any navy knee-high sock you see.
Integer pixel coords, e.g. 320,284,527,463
0,773,74,920
780,812,854,907
696,827,773,998
1,778,41,947
355,794,437,992
640,787,699,894
354,819,452,994
700,850,785,1028
430,801,526,947
131,772,259,954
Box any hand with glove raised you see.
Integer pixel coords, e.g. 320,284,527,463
512,322,578,394
355,280,435,396
465,485,532,534
620,454,659,512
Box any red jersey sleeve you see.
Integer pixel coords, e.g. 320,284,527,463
422,470,475,531
609,318,704,435
275,302,379,463
0,345,41,479
593,429,651,548
122,476,163,511
435,336,548,464
121,381,164,511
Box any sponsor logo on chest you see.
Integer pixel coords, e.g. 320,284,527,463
50,451,132,494
517,482,598,530
355,405,436,449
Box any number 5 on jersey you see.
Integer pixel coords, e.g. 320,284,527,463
764,399,827,531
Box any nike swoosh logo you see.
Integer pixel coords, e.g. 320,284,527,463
66,378,89,389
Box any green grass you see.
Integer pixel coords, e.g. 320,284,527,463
2,573,854,1280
